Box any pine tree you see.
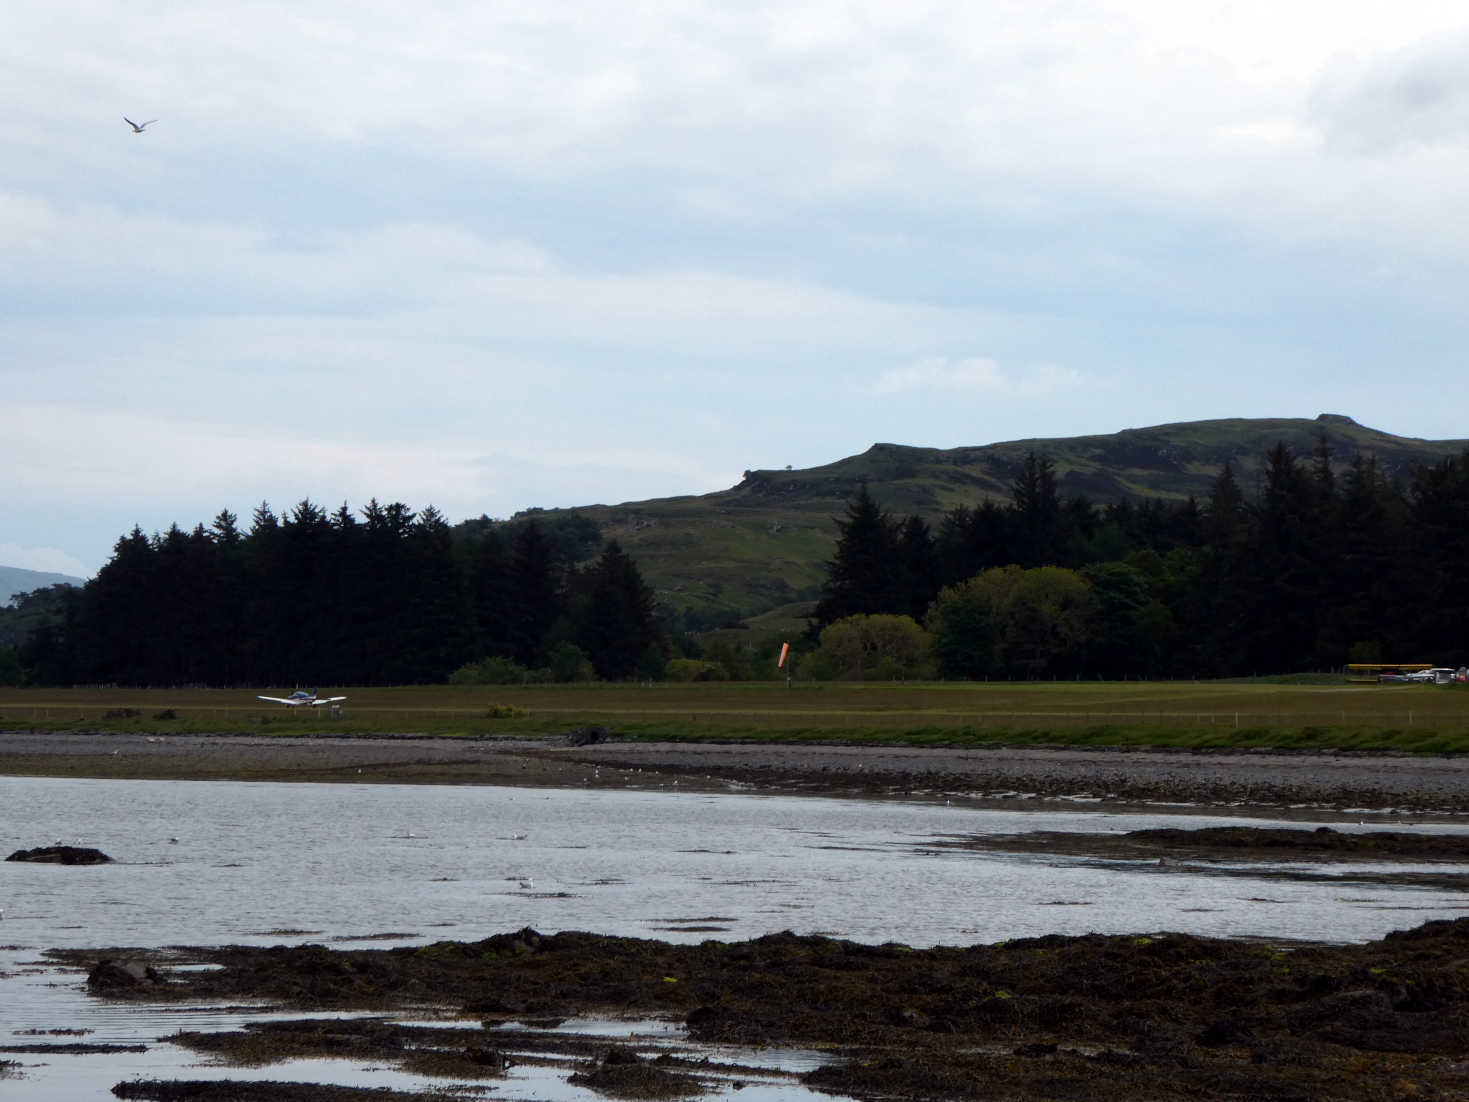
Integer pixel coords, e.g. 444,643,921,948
811,484,899,630
507,519,561,668
1244,442,1319,672
1195,462,1250,674
1408,452,1469,666
398,505,476,681
1011,451,1063,566
894,514,940,621
1328,455,1407,662
358,500,417,682
469,526,514,660
576,540,664,679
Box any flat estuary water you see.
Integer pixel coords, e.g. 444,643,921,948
4,775,1469,1099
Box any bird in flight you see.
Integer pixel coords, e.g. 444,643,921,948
124,117,157,133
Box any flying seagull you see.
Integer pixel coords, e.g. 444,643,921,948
124,117,157,133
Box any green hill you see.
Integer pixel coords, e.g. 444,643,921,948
1,566,85,606
496,415,1469,630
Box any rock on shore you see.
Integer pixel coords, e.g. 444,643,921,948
6,845,112,864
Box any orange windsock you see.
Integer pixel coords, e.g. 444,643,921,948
778,642,790,668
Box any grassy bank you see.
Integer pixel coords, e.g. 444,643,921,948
3,681,1469,753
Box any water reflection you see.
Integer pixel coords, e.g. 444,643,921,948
11,776,1469,951
4,775,1469,1099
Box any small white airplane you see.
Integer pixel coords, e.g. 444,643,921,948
257,690,347,708
124,117,157,133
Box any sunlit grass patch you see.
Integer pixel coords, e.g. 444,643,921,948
2,680,1468,752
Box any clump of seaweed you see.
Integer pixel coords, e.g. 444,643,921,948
74,918,1469,1101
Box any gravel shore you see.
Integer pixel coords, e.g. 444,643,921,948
5,730,1469,814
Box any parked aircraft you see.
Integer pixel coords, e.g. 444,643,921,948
1381,668,1460,684
257,690,347,708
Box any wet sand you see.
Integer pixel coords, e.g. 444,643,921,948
5,729,1469,814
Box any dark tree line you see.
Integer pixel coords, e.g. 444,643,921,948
10,438,1469,687
16,500,664,686
814,443,1469,678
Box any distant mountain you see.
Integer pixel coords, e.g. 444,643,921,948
2,565,86,606
512,415,1468,632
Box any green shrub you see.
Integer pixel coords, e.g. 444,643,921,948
449,656,535,685
547,641,596,682
665,658,730,682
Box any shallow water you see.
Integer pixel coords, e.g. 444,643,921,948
4,776,1469,1100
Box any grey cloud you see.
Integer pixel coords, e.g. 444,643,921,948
1311,29,1469,153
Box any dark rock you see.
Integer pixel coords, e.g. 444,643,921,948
1289,988,1394,1029
464,1045,513,1069
564,725,609,746
88,960,163,990
889,1005,929,1028
1198,1017,1256,1048
570,1046,703,1098
1,1042,147,1054
1013,1042,1058,1057
7,845,112,864
112,1080,447,1100
1087,1048,1143,1067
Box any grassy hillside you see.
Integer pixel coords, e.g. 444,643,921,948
1,566,85,606
497,415,1469,629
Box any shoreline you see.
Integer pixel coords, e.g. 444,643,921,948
5,729,1469,815
47,918,1469,1102
12,731,1469,1100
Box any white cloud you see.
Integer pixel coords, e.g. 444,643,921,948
5,0,1469,576
0,401,726,542
874,358,1084,396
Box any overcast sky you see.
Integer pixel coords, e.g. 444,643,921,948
5,1,1469,578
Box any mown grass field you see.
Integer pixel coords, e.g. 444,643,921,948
4,680,1469,753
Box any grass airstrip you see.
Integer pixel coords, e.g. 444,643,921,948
3,680,1469,754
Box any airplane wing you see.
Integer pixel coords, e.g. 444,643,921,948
257,695,296,705
309,696,347,706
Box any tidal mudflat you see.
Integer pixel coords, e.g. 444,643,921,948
6,736,1469,1099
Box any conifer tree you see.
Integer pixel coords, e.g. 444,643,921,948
469,526,514,660
576,540,664,679
398,506,476,681
811,484,899,630
1011,451,1063,566
507,519,561,668
894,514,940,621
1408,452,1469,666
